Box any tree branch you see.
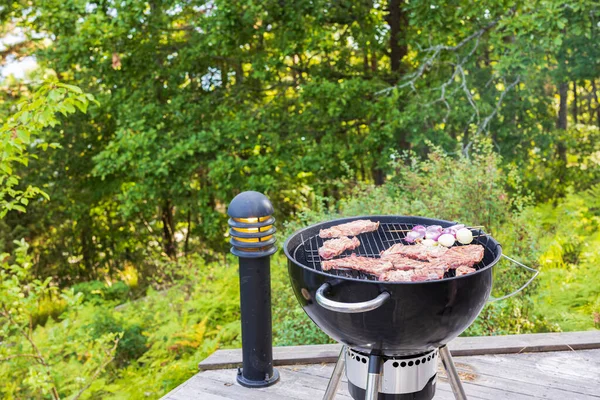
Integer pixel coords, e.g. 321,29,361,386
0,353,42,362
71,337,120,400
476,75,521,135
376,8,516,96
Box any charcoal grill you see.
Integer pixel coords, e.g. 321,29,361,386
283,215,538,400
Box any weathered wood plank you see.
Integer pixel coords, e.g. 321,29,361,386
199,331,600,371
461,352,600,394
164,349,600,400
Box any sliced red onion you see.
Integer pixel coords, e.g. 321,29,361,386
442,227,458,237
405,231,422,243
449,224,465,230
425,225,443,240
411,225,427,236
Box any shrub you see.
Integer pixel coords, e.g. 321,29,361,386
73,280,131,303
73,280,106,302
105,281,131,302
89,313,147,367
31,294,67,327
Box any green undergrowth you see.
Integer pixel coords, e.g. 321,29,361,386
529,186,600,331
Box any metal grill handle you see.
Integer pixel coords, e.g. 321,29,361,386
316,282,390,313
488,254,539,302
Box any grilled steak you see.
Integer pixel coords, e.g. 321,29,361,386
319,219,380,239
381,243,448,261
379,254,431,271
318,237,361,260
322,254,394,275
378,269,414,282
382,243,484,267
411,266,447,282
322,242,484,282
379,265,446,282
455,266,476,276
432,245,484,269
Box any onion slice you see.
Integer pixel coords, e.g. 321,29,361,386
425,225,443,240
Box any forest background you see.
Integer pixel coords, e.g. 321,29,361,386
0,1,599,399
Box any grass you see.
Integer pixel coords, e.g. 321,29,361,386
533,230,600,331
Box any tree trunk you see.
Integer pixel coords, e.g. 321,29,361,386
80,215,94,279
388,0,408,80
572,81,578,124
161,199,177,259
557,81,568,130
235,61,244,85
372,153,385,185
387,0,410,152
184,208,191,256
593,80,600,128
370,50,378,73
556,81,568,171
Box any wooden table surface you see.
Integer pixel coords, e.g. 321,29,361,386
163,332,600,400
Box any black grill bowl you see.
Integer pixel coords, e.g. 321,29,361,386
283,216,502,355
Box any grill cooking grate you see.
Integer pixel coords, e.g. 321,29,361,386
293,222,494,281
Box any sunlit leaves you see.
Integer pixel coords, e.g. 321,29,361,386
0,79,95,216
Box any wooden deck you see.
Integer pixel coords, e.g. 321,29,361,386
163,332,600,400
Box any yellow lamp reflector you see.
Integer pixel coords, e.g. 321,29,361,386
232,225,273,233
235,237,259,243
233,216,271,224
232,234,273,243
233,227,260,233
260,235,273,242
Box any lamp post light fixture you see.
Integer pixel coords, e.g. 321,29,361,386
227,191,280,388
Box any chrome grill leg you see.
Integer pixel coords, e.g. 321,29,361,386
323,346,346,400
439,345,467,400
365,354,382,400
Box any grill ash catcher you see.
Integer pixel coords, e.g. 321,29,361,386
227,191,279,388
284,215,538,400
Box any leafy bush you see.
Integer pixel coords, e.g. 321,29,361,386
528,184,600,331
89,313,147,367
521,124,600,201
105,281,131,302
73,280,131,303
30,294,67,328
73,280,107,302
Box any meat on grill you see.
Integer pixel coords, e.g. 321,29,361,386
319,236,361,260
411,266,447,282
322,254,394,275
455,266,476,276
378,269,414,282
381,243,484,269
379,254,433,271
381,243,448,261
429,245,485,269
322,243,485,282
319,219,380,239
379,265,446,282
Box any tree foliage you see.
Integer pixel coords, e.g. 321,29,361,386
1,1,598,280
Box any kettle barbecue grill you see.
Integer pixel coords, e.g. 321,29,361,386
283,215,538,400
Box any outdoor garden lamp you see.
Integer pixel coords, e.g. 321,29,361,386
227,191,279,387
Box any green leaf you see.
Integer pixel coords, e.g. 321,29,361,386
12,204,26,213
56,83,83,94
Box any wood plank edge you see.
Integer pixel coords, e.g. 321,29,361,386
199,331,600,371
199,355,341,371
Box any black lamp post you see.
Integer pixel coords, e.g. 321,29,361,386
227,191,280,388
